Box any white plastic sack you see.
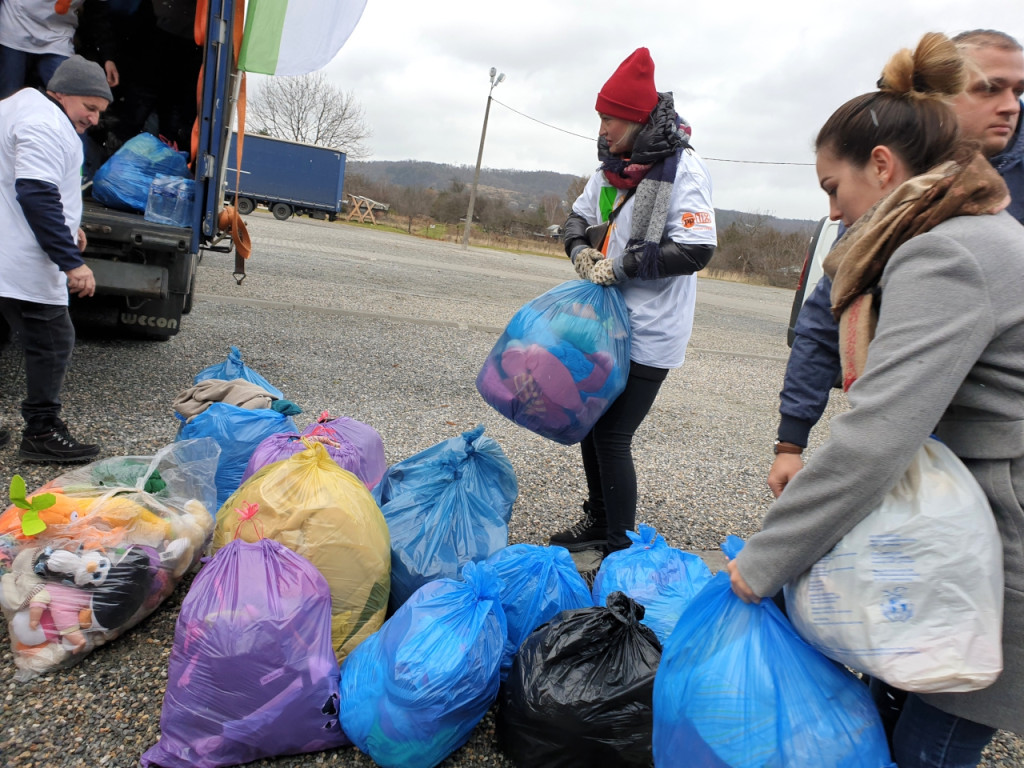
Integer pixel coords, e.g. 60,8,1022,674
785,437,1003,693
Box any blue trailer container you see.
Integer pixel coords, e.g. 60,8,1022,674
226,133,346,221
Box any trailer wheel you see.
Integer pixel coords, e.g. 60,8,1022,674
236,197,255,215
271,203,292,220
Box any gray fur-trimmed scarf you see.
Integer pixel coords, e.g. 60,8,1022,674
598,92,692,279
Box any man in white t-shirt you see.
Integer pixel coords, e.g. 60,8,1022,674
0,54,111,461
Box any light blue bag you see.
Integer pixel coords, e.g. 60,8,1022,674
177,403,296,509
374,425,517,612
476,280,630,445
485,543,592,680
592,524,712,643
193,346,283,398
338,562,507,768
92,133,191,213
652,537,895,768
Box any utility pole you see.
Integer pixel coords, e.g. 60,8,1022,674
463,67,505,249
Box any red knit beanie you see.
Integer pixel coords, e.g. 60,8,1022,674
595,47,658,124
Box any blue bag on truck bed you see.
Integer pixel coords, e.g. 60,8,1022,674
92,133,191,213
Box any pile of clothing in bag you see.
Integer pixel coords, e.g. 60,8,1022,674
477,280,631,445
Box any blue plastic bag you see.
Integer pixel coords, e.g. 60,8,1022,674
177,403,296,509
92,133,191,213
476,280,631,445
374,425,517,611
485,543,593,681
141,539,347,768
498,591,662,767
337,561,507,768
592,524,712,643
193,346,283,398
652,537,894,768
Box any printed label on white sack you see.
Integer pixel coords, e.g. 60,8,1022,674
784,438,1005,693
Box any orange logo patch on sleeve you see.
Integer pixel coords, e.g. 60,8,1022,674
681,211,713,229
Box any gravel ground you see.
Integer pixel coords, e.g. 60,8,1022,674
0,213,1021,767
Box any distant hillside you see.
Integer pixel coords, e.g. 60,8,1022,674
348,159,816,235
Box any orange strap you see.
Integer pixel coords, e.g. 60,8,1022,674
191,0,251,278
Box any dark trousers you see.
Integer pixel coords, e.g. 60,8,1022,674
0,298,75,434
869,679,996,768
0,45,66,100
581,362,668,551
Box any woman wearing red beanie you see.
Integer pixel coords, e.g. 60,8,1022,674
549,47,717,560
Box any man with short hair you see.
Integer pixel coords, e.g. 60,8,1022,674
0,54,111,462
768,28,1024,497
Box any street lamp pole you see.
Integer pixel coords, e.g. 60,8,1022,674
462,67,505,249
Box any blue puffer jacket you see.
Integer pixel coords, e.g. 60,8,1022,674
778,124,1024,446
991,102,1024,225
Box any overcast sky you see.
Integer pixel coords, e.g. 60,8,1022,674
307,0,1014,221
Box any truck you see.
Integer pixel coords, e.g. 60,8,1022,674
226,133,347,221
72,0,244,339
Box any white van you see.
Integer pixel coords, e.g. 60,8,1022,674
786,216,842,346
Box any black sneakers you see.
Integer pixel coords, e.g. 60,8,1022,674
549,503,607,552
20,425,100,463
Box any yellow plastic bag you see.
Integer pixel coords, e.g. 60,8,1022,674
212,442,390,662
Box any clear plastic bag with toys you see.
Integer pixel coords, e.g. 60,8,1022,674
0,439,220,680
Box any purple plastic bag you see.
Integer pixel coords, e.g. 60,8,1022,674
141,538,348,768
242,411,386,488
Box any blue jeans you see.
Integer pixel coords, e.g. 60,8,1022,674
0,297,75,434
0,45,67,100
870,680,996,768
581,362,668,551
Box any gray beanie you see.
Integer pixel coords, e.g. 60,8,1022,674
47,55,113,102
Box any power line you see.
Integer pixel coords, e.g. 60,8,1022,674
490,97,594,141
489,97,816,168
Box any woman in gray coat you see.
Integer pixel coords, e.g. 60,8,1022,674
729,33,1024,768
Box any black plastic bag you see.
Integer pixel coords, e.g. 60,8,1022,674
498,591,661,767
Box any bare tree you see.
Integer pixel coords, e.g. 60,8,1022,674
540,194,565,225
394,186,436,233
248,72,372,158
567,175,587,204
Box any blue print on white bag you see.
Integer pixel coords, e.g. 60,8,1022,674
881,587,914,623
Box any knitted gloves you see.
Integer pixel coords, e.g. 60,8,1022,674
573,247,618,285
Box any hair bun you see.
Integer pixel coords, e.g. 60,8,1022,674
877,32,966,101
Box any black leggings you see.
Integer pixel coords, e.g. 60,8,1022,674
581,362,668,551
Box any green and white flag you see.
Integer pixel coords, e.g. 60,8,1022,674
238,0,367,76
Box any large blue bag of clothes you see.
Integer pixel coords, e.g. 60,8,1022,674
476,280,630,445
337,561,507,768
374,425,517,612
177,403,296,509
592,524,712,643
486,543,593,681
498,591,662,767
92,132,191,213
194,346,283,398
651,537,894,768
141,538,347,768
